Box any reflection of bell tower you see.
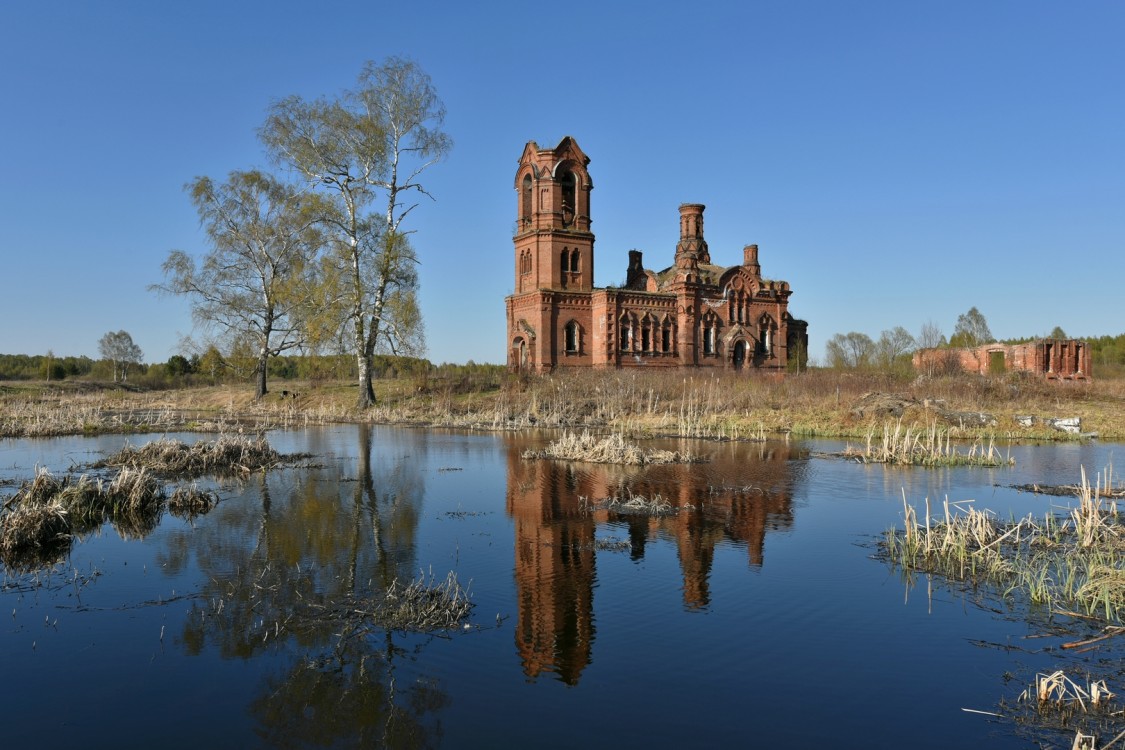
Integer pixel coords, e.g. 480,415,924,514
505,445,596,685
512,137,594,294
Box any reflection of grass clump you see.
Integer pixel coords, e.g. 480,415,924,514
882,467,1125,622
522,430,704,466
97,435,281,476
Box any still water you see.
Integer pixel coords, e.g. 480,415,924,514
0,427,1119,748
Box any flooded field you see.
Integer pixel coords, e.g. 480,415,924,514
1,426,1121,748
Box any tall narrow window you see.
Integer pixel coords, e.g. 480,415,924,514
565,321,579,354
661,317,673,353
521,174,533,226
570,250,579,273
641,316,652,353
619,315,633,352
560,169,576,225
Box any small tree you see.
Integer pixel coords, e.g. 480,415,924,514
154,170,322,399
950,307,993,348
825,332,875,369
874,327,917,371
98,330,144,382
1048,326,1067,340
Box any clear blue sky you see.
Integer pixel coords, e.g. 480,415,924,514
2,1,1122,366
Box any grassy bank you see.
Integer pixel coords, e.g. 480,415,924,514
2,369,1123,441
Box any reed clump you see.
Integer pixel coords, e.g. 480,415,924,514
522,430,704,466
370,571,474,631
96,435,281,476
1,466,220,570
168,484,220,518
845,420,1013,467
0,498,71,571
1009,671,1120,749
883,466,1125,623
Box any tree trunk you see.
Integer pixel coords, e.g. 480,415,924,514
255,349,269,400
356,352,375,408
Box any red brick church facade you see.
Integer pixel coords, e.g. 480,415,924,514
505,137,808,373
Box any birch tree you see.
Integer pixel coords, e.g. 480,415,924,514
98,330,144,382
260,57,450,408
154,170,322,399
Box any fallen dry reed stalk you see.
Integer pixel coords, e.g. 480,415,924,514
522,430,704,466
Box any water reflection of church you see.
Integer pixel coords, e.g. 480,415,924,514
505,437,803,684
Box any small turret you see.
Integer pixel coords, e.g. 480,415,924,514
743,244,760,277
675,204,710,265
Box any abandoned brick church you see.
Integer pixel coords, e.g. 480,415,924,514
505,137,808,373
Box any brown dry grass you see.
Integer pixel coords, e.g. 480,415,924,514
95,435,282,476
3,370,1123,441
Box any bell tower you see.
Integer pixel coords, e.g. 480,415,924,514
512,137,594,293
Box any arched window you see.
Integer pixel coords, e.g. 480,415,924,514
701,314,718,356
560,249,569,287
619,314,634,352
641,315,653,353
758,315,774,356
521,174,533,226
564,321,580,354
559,169,576,225
661,316,674,353
570,250,579,273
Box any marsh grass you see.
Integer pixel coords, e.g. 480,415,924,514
1007,671,1122,750
883,467,1125,623
168,484,221,519
845,420,1013,467
96,435,282,476
371,571,474,632
522,430,704,466
0,466,218,570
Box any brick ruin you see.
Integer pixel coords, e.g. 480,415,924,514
505,136,808,373
912,339,1092,380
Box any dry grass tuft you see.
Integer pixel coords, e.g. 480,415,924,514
1,465,218,569
97,435,281,476
522,430,704,466
580,492,682,517
0,500,70,571
167,483,220,518
370,571,474,631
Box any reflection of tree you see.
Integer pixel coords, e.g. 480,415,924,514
251,642,447,749
505,436,806,682
170,425,443,744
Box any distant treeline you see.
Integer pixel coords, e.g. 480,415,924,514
0,351,507,391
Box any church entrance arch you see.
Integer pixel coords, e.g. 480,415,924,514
733,340,747,370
